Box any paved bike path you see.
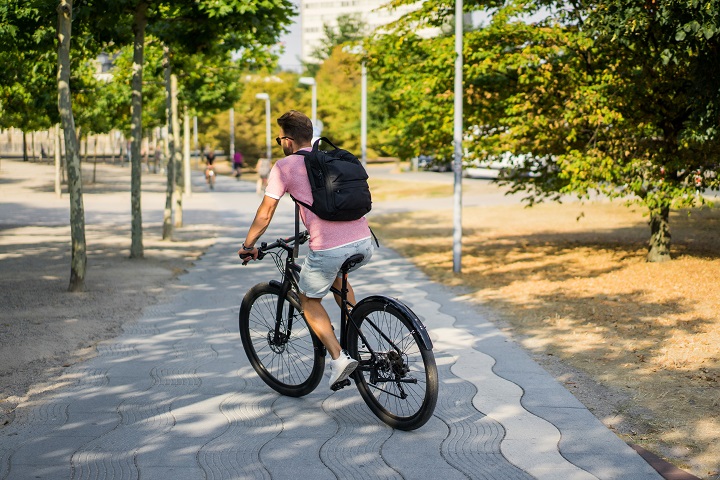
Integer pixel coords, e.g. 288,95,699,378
0,170,661,479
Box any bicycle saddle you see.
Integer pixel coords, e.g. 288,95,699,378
341,254,365,273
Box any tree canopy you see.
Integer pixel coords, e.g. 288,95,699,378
366,0,720,261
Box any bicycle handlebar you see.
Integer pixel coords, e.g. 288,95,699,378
239,231,309,262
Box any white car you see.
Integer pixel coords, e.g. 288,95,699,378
463,152,523,179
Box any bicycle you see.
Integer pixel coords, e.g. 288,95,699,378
205,165,215,190
238,230,438,431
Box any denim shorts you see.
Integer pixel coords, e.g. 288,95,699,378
298,238,374,298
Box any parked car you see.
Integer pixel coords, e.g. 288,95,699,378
414,155,451,172
463,151,548,179
463,152,520,179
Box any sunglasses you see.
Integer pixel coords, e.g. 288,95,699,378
275,136,294,146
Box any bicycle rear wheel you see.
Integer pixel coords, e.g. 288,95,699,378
239,282,325,397
346,297,438,430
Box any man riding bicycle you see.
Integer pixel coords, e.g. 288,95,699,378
204,149,216,188
238,110,374,390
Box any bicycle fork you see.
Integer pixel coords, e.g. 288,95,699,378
268,278,301,351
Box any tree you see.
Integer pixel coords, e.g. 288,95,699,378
1,0,99,290
311,13,367,62
367,0,720,262
300,13,391,157
0,1,59,154
139,0,294,241
128,1,148,257
313,45,389,158
48,0,294,250
576,0,720,261
57,0,87,291
2,0,295,291
208,71,304,165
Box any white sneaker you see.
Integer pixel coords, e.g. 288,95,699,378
328,351,358,389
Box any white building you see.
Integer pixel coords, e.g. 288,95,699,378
299,0,421,63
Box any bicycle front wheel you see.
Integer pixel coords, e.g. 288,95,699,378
239,282,325,397
347,297,438,430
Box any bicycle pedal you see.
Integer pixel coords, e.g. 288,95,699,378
331,378,351,391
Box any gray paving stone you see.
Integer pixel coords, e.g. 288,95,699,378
0,172,664,480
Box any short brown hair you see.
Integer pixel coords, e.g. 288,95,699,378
277,110,313,143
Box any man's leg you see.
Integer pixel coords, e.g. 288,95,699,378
300,294,342,360
331,276,356,309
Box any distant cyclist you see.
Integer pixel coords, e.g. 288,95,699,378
205,149,216,190
238,110,374,389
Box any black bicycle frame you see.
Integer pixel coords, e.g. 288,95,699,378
269,249,303,348
265,236,409,366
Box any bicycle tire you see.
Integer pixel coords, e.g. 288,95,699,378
346,297,438,430
239,282,325,397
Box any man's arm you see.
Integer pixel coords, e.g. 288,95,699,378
239,195,279,263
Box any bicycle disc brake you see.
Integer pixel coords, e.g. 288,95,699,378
267,329,289,354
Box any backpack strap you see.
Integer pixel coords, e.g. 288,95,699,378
289,193,313,212
290,143,321,213
294,203,300,258
369,227,380,248
317,136,338,151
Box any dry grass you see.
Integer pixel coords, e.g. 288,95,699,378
369,180,720,479
370,178,452,201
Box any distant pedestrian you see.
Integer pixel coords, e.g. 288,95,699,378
233,151,244,180
256,156,272,195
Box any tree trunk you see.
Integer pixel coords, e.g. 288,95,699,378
110,131,116,163
57,0,87,292
171,73,183,228
162,45,174,240
647,204,671,262
130,1,148,258
22,131,28,162
183,107,191,197
54,124,62,197
92,135,98,183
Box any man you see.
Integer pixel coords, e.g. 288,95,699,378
238,110,374,389
204,148,216,189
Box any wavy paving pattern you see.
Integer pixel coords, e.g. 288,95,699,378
198,392,279,480
0,197,661,479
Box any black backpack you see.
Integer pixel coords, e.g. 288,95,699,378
291,137,372,221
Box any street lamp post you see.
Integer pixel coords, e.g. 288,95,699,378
360,61,367,166
229,107,235,160
342,45,368,166
255,93,271,162
452,0,464,274
298,77,317,130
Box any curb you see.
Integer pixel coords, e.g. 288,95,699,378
629,444,702,480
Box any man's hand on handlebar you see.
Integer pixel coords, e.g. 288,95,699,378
238,246,259,265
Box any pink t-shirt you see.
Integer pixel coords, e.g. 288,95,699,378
265,148,371,251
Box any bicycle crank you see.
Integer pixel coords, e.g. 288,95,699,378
331,378,351,391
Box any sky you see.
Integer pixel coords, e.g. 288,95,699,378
277,1,303,72
274,5,497,73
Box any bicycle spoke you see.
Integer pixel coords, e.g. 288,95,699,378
347,298,437,430
239,283,324,397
